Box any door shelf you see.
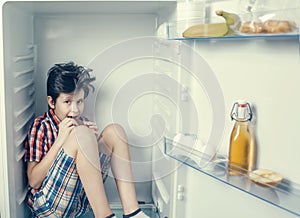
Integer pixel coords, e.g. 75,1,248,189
167,33,299,41
166,7,300,41
164,135,300,217
167,20,299,41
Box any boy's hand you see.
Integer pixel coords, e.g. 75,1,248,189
56,118,78,146
83,121,99,136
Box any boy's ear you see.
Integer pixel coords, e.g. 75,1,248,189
47,96,55,109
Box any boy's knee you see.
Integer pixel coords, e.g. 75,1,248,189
74,125,94,137
64,125,97,156
101,124,128,148
73,125,97,146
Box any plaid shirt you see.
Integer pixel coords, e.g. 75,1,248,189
24,109,92,217
24,109,59,163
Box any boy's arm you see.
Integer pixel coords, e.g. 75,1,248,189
27,139,63,189
27,117,77,189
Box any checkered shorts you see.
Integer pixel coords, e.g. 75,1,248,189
29,149,111,218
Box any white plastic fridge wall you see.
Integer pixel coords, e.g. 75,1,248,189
1,3,35,218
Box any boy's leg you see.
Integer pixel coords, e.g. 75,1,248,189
100,124,142,215
63,125,113,218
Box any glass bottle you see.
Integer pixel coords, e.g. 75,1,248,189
228,101,255,176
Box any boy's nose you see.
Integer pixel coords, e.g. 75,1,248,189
71,103,79,112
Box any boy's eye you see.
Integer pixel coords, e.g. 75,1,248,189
64,100,71,104
77,100,83,104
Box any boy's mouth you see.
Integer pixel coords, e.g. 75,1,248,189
67,115,77,119
67,115,83,125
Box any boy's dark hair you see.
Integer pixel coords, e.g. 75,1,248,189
47,61,95,104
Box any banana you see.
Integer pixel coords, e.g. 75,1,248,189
182,22,228,38
182,10,240,38
215,10,241,32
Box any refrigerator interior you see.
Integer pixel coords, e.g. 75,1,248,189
0,1,178,217
1,1,300,218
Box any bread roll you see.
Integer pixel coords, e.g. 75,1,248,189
239,21,264,33
263,20,295,33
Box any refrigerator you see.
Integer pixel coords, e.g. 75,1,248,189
0,0,300,217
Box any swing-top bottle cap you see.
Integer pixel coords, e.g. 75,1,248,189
237,100,247,108
230,100,252,121
237,100,250,120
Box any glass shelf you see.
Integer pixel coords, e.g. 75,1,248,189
168,34,299,41
167,20,299,41
167,6,300,41
164,135,300,217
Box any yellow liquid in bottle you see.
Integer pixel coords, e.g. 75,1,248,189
228,121,251,176
248,124,257,172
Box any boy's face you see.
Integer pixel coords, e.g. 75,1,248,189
48,89,85,122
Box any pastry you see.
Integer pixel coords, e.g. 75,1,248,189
239,21,264,33
263,20,295,33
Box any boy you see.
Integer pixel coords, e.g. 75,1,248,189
24,62,149,218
